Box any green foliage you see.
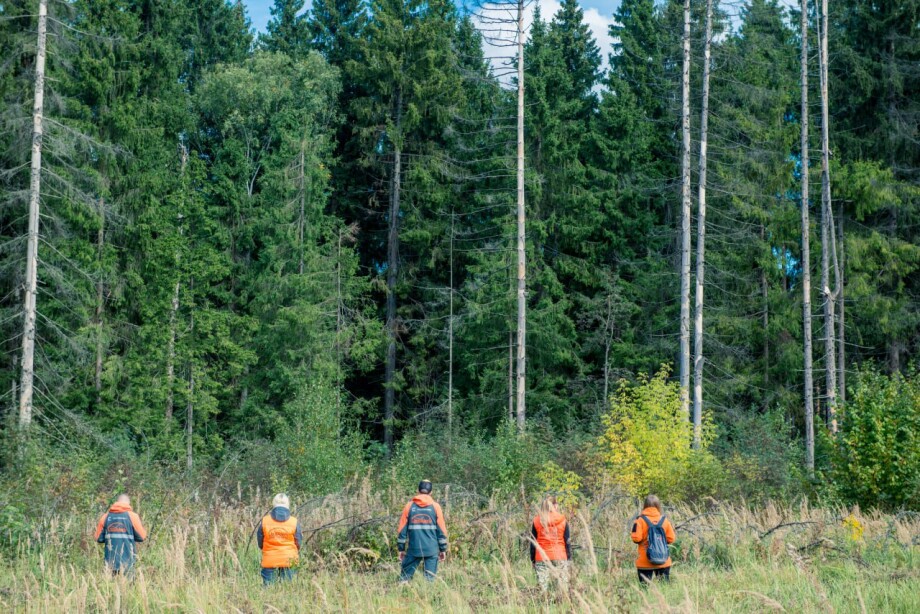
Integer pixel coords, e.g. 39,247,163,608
592,366,720,500
835,366,920,509
537,461,582,511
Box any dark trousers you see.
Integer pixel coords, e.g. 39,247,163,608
261,567,294,585
638,567,670,584
399,554,439,582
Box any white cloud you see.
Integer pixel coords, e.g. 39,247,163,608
472,0,617,85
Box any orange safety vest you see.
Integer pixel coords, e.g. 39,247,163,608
261,514,299,569
533,512,568,562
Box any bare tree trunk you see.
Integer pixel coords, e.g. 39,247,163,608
508,329,514,422
602,292,612,408
800,0,816,477
817,0,837,434
837,202,845,405
166,144,188,422
678,0,692,421
447,213,454,445
514,0,527,432
95,202,105,406
18,0,48,429
298,143,306,275
692,0,713,450
761,225,769,396
186,279,195,472
384,90,403,453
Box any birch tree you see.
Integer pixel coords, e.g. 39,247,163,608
679,0,692,420
800,0,816,475
692,0,714,450
18,0,48,429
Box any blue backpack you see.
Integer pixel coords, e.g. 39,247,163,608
641,515,670,565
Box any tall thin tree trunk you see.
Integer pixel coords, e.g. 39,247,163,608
679,0,692,421
602,292,612,409
384,90,403,453
186,278,195,472
508,329,514,422
95,201,105,406
447,214,454,446
800,0,816,477
18,0,48,429
837,202,845,405
761,226,769,395
298,142,306,275
817,0,837,434
166,144,188,422
692,0,713,450
514,0,527,431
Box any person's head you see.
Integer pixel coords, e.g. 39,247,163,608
417,480,433,495
116,493,130,505
643,494,662,513
539,495,558,527
272,493,290,509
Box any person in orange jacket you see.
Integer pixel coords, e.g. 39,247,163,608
396,480,448,583
530,495,572,593
257,493,302,585
631,494,676,583
94,493,147,577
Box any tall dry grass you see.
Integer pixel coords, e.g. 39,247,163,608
1,479,918,612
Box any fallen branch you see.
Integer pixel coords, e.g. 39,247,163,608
760,521,819,539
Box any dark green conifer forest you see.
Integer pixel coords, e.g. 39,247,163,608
1,0,918,509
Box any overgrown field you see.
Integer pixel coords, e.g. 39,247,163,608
1,481,918,612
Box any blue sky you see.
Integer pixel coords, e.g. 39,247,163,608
242,0,624,36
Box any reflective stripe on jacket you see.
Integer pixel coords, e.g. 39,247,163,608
258,507,301,569
530,512,571,562
94,502,147,571
630,506,676,569
396,494,448,557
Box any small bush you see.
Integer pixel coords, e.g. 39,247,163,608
590,365,719,500
835,366,920,509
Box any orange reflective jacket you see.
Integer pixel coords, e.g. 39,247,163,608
260,513,300,569
630,507,676,569
532,512,569,562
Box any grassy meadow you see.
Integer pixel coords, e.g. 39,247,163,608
1,482,918,612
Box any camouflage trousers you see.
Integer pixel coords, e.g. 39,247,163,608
534,560,571,592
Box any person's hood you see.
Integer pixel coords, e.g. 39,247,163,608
640,506,663,522
108,502,133,513
412,494,435,507
536,511,566,529
270,506,291,522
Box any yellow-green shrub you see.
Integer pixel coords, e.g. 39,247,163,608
591,365,717,499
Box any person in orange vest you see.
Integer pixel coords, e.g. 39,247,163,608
94,493,147,577
529,495,572,592
631,494,676,584
257,493,302,585
396,480,448,583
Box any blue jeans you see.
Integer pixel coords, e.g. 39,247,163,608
399,554,439,582
261,567,294,585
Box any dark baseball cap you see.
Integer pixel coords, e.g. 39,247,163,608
418,480,433,494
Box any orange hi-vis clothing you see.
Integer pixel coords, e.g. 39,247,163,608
94,502,147,571
396,494,448,557
530,512,571,562
631,506,676,569
257,507,302,569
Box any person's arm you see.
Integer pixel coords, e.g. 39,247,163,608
256,518,265,550
665,518,676,544
530,522,537,564
129,512,147,542
631,516,646,544
94,514,107,544
294,520,303,550
434,503,448,553
563,521,572,561
396,503,411,553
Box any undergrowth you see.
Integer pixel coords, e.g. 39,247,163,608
0,477,918,612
